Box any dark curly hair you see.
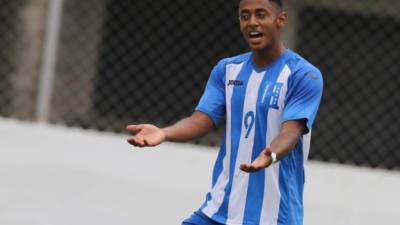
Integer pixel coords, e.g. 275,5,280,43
236,0,283,9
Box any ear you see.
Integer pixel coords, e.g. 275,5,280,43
276,11,288,29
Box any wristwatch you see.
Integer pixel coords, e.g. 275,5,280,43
271,152,278,164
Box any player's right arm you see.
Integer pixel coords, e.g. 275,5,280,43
126,111,214,147
127,59,226,148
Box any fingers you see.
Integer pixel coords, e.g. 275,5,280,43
240,161,265,173
126,124,147,147
127,135,145,147
240,163,259,173
240,148,273,173
126,124,143,133
127,135,158,147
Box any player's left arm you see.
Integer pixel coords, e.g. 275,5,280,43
240,120,305,172
241,66,323,173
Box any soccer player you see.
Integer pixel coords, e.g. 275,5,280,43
127,0,323,224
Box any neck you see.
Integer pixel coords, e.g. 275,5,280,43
252,42,286,68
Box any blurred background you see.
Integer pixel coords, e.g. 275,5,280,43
0,0,399,224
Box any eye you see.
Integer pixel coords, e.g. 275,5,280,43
255,11,267,19
239,13,250,21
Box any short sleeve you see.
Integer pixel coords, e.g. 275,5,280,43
195,60,226,125
282,66,323,133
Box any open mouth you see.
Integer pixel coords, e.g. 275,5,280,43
248,31,263,39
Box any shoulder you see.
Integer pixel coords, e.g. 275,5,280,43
209,52,251,82
215,52,251,69
284,50,323,83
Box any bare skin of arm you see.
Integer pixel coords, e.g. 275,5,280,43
127,112,305,174
240,120,306,173
126,111,214,147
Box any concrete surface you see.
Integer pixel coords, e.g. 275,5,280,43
0,118,399,225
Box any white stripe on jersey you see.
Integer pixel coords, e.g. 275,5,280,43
260,65,291,225
226,70,265,224
302,130,311,165
202,62,244,217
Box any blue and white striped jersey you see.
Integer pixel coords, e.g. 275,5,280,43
195,49,323,225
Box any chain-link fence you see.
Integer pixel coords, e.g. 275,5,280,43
0,0,44,120
1,0,399,169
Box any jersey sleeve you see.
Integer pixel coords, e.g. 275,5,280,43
195,60,226,125
282,66,323,133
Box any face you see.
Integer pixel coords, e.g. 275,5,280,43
239,0,287,52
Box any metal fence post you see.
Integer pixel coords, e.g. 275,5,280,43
35,0,64,123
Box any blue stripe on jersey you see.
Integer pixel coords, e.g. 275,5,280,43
212,61,253,223
242,67,283,224
200,140,226,211
212,140,226,188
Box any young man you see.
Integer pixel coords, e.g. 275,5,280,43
127,0,323,224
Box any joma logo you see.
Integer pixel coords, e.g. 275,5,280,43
228,80,244,86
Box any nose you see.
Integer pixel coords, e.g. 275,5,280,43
248,14,258,27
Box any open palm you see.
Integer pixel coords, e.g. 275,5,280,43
126,124,166,147
240,148,273,173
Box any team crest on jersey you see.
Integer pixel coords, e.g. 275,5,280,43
269,83,283,109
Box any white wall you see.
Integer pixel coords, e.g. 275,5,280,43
0,118,399,225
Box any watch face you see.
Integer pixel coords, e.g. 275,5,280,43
271,152,278,163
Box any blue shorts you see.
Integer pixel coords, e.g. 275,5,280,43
182,210,223,225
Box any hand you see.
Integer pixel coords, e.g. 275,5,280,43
126,124,166,147
240,147,273,173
